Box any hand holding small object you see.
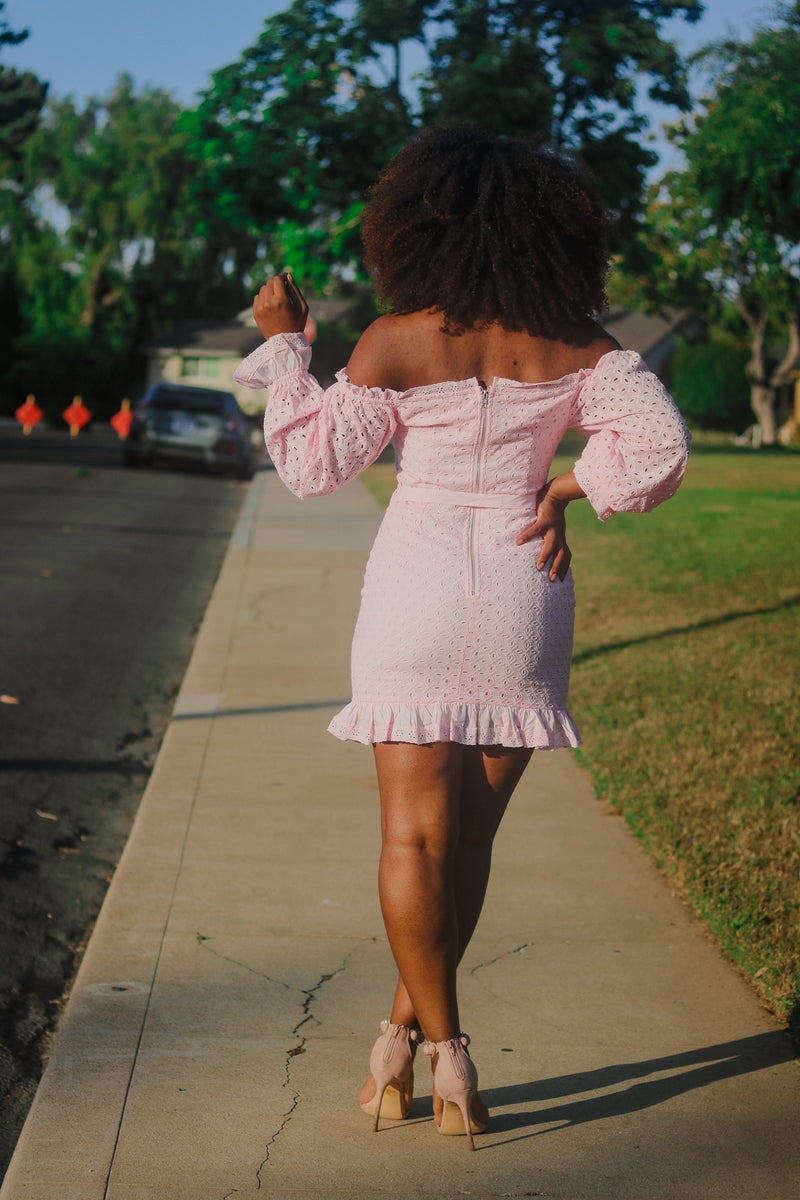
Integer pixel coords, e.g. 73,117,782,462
253,273,309,340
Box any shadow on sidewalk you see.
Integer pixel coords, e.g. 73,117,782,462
482,1031,795,1145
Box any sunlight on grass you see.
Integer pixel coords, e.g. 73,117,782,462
362,442,800,1029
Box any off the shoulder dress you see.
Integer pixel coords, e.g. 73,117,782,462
234,333,690,749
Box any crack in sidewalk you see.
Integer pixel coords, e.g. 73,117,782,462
210,942,363,1195
196,933,296,992
254,947,358,1190
469,942,530,975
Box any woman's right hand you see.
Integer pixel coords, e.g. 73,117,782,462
516,472,586,581
517,485,571,581
253,273,309,340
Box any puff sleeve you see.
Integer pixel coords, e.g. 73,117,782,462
571,350,691,521
233,332,398,498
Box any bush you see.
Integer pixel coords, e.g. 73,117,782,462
1,329,136,423
671,333,752,432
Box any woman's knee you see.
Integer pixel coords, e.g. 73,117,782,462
374,741,464,858
381,802,458,860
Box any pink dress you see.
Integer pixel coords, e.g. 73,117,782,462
234,333,690,749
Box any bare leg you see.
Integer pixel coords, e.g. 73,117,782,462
374,741,465,1043
384,744,533,1029
360,741,532,1110
454,744,533,954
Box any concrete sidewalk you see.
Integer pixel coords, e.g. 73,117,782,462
2,472,797,1200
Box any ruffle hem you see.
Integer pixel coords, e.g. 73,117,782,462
327,701,581,750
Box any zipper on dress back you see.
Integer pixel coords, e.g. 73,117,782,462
467,383,490,596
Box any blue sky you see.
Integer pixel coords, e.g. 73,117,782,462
4,0,774,105
2,0,776,169
4,0,288,103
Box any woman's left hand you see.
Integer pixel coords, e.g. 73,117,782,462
253,273,309,340
516,482,572,581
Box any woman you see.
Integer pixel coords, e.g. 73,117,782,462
234,125,690,1150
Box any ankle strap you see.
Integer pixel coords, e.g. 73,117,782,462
380,1019,421,1041
423,1033,470,1056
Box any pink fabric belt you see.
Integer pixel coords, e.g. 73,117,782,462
394,485,537,510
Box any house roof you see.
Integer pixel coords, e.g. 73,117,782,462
152,297,360,358
603,308,677,357
150,320,264,358
151,304,685,370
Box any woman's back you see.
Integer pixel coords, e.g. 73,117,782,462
346,312,619,392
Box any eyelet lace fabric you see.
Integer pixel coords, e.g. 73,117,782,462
234,333,690,748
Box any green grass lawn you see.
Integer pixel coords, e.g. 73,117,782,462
363,440,800,1031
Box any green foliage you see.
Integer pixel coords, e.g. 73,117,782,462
187,0,414,285
421,0,702,236
364,443,800,1024
0,1,26,52
561,445,800,1024
2,75,252,416
192,0,703,268
0,65,47,164
5,326,132,421
0,4,48,399
3,0,706,409
0,4,46,172
689,2,800,242
618,6,800,442
670,332,752,432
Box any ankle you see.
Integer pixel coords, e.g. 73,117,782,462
389,1010,419,1030
422,1027,463,1046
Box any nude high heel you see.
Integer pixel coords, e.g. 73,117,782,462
424,1034,489,1151
360,1020,420,1131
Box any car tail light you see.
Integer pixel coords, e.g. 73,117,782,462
224,416,240,432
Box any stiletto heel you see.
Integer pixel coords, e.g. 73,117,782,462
424,1034,489,1151
360,1020,420,1131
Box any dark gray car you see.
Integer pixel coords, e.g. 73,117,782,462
124,383,254,479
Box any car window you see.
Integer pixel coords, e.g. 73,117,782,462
145,388,237,416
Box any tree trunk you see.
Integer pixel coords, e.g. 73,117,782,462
749,384,776,445
769,314,800,443
739,304,776,445
80,250,109,329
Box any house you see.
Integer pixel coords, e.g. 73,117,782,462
146,298,356,415
146,303,688,416
602,307,696,383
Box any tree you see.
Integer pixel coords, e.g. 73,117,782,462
0,2,48,401
422,0,703,238
192,0,703,283
622,4,800,442
185,0,417,293
7,75,240,416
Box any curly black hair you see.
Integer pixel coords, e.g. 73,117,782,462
361,124,610,339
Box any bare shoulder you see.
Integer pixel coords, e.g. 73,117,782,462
582,326,622,369
346,311,442,389
345,315,414,388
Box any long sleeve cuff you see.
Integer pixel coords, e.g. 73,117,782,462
233,332,312,389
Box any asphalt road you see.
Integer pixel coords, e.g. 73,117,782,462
0,424,253,1174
